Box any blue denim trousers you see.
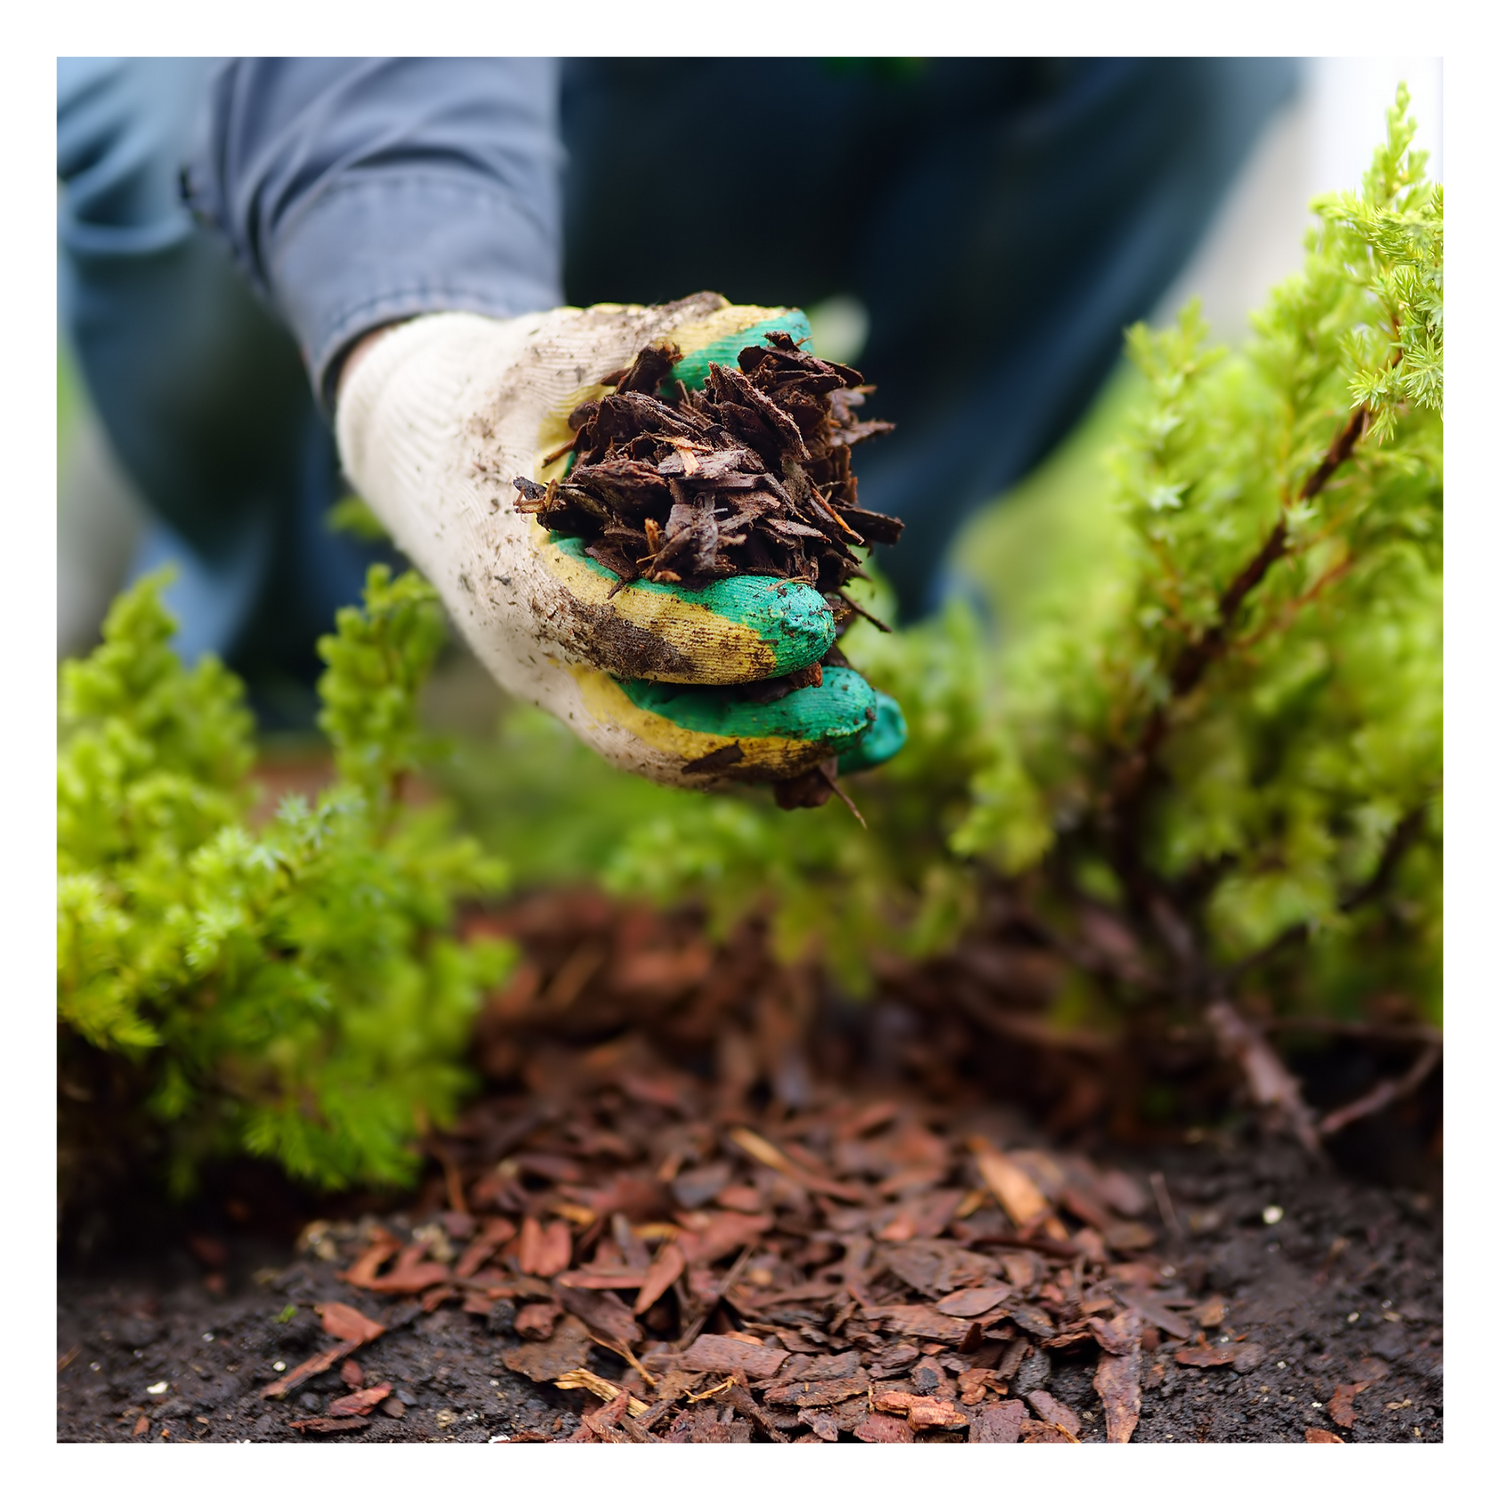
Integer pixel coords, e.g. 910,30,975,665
58,57,1298,700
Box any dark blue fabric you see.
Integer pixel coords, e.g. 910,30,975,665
57,58,396,720
560,59,1299,613
58,56,1299,692
184,58,564,406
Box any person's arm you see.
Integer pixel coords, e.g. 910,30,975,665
184,57,564,410
189,60,904,789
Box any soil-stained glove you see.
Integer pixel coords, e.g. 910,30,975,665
336,292,905,789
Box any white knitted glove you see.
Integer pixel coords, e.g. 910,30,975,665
335,293,887,788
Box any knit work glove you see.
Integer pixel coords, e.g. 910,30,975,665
336,292,905,789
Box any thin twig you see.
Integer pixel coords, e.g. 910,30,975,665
1149,1170,1183,1241
1205,997,1325,1159
816,764,867,829
1103,404,1373,917
1318,1042,1441,1138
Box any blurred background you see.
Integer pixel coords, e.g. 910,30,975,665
56,57,1443,688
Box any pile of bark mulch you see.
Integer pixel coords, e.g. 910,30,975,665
514,333,901,598
58,891,1442,1444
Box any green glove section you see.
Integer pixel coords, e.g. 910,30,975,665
616,666,878,778
551,535,835,680
837,692,908,775
585,303,905,783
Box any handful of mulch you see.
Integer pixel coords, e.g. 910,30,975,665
514,332,902,608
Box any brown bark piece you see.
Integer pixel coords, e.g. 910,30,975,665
1021,1419,1079,1443
933,1285,1010,1319
1112,1284,1194,1341
675,1210,774,1266
1305,1427,1345,1443
873,1305,974,1345
554,1284,641,1346
517,1217,572,1278
338,1230,401,1290
325,1383,392,1419
1175,1344,1237,1367
453,1217,516,1279
1026,1391,1080,1436
316,1302,386,1345
970,1143,1050,1228
501,1313,593,1383
1329,1380,1372,1429
1093,1309,1143,1444
678,1333,789,1380
969,1400,1028,1444
854,1412,914,1443
515,1301,563,1340
874,1392,968,1430
260,1337,362,1399
288,1416,371,1435
633,1240,686,1316
764,1375,869,1407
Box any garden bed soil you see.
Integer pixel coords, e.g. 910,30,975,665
58,891,1441,1444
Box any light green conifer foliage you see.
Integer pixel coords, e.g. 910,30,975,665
58,566,512,1194
603,88,1441,1023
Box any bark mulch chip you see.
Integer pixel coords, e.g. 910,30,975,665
58,892,1442,1443
514,331,900,601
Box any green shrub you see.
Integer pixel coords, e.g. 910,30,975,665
57,566,512,1196
592,87,1442,1027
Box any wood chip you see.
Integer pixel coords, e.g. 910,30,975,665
970,1142,1050,1228
325,1383,392,1419
969,1400,1028,1444
1174,1344,1238,1367
854,1412,913,1443
1329,1380,1372,1428
501,1313,593,1383
678,1334,789,1380
1093,1308,1143,1443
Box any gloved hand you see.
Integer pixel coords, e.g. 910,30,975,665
336,291,905,790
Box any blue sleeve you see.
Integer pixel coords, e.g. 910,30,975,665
184,58,565,407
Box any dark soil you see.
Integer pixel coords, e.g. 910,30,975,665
58,891,1441,1444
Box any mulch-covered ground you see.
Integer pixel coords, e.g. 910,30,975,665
58,890,1442,1444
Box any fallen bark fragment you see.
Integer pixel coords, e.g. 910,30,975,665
872,1304,974,1345
764,1375,870,1408
969,1400,1028,1444
288,1416,371,1435
325,1383,392,1419
1021,1419,1080,1443
1329,1380,1372,1428
518,331,899,598
316,1302,386,1344
1093,1309,1143,1444
855,1412,914,1443
260,1303,387,1399
633,1239,686,1316
933,1285,1010,1319
501,1313,593,1382
874,1392,968,1430
1026,1391,1080,1435
677,1334,789,1380
1174,1344,1238,1368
